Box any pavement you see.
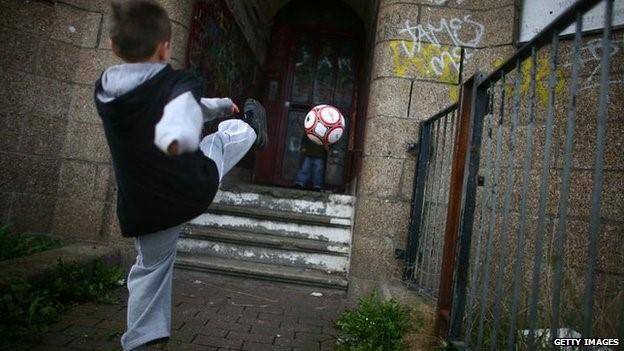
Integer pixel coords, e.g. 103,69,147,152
28,269,357,351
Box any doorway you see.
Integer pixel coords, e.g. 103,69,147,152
253,0,364,192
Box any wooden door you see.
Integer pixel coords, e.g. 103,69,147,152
254,27,359,191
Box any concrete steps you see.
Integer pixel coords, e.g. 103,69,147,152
178,226,349,272
176,185,355,290
181,225,350,255
176,253,349,290
189,206,351,243
212,184,355,218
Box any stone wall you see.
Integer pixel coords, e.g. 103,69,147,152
349,0,519,296
0,0,194,253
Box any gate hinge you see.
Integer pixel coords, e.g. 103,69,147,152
394,249,406,260
477,175,485,186
407,143,419,155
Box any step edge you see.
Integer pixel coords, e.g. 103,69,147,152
175,258,348,289
189,216,352,244
176,238,350,273
217,185,356,204
180,227,350,256
207,204,352,228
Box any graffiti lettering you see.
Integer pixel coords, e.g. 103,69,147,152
389,15,485,92
397,16,484,58
492,36,624,106
576,38,624,90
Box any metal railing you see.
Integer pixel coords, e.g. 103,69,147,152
404,103,458,298
402,0,622,349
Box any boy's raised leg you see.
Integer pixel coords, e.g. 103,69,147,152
199,99,267,180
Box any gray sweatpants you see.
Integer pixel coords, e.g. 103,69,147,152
121,119,256,351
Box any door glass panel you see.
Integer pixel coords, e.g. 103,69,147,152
291,40,315,104
325,114,349,186
281,110,307,181
312,40,335,105
334,41,354,108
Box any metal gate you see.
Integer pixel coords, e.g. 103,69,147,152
403,0,622,348
404,102,458,298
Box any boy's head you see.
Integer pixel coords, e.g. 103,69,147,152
110,0,172,63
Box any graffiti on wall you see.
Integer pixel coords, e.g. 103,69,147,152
493,36,624,106
386,14,484,101
575,37,624,91
187,0,259,104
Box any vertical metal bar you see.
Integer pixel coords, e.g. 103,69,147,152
434,77,475,338
490,57,522,351
477,74,506,351
429,114,450,293
422,118,443,293
404,123,432,281
448,74,488,342
582,0,613,340
419,119,441,290
507,46,537,351
551,12,583,345
435,112,455,277
434,111,457,290
465,85,496,348
527,32,559,351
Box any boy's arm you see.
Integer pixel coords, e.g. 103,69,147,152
154,91,203,156
200,98,238,121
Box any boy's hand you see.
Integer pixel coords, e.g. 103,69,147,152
231,103,240,115
167,140,179,156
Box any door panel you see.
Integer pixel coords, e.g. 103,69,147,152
334,42,355,109
281,110,307,181
291,39,315,105
324,41,355,186
312,39,336,105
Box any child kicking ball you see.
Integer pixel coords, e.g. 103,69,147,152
94,1,267,349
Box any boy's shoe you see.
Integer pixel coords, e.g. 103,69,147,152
243,98,268,148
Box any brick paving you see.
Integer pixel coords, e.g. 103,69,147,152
28,269,356,351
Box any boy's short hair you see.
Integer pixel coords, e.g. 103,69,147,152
110,0,171,62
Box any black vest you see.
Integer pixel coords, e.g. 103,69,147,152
95,65,219,237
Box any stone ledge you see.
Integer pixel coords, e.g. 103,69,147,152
0,242,115,290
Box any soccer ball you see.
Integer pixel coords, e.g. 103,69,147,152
303,105,345,146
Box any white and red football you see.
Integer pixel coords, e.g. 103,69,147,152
303,104,345,146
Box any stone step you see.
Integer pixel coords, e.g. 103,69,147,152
177,237,349,273
190,211,352,244
178,228,349,273
214,184,355,219
181,225,350,255
175,253,348,290
208,203,352,227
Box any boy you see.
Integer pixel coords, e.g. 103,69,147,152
94,1,267,350
295,133,328,191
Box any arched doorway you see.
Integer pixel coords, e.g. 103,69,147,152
253,0,365,193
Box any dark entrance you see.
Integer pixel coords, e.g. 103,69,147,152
253,0,364,191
